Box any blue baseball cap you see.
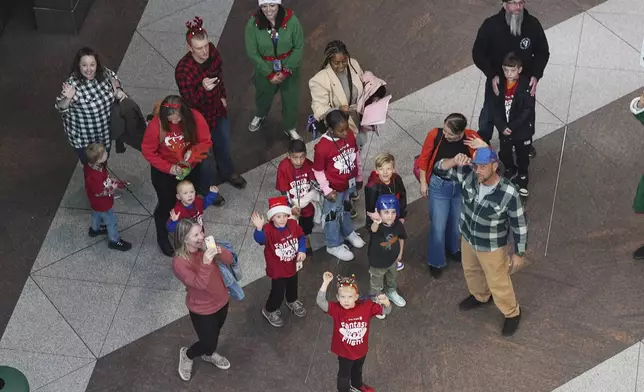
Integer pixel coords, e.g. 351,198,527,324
471,147,499,165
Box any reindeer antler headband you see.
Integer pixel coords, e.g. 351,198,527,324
337,274,358,291
185,16,207,42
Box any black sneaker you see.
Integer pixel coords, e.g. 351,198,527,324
228,174,247,189
448,251,462,262
458,295,490,310
514,174,529,197
108,239,132,251
158,240,174,257
502,313,522,336
429,266,444,279
212,195,226,207
88,226,107,237
633,245,644,260
504,166,517,180
528,145,537,158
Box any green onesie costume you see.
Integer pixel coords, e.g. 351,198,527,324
245,8,304,132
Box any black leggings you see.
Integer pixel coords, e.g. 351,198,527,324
337,355,366,392
265,274,299,312
186,303,229,359
150,164,203,243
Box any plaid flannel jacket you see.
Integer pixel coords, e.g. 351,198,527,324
434,159,528,254
55,68,117,149
175,43,227,129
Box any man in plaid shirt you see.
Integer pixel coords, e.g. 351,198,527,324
434,146,527,336
175,17,247,191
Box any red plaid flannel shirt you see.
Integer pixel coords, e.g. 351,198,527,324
175,42,227,129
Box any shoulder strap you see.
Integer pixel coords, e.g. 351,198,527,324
427,128,444,174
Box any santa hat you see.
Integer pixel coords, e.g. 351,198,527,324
259,0,281,5
267,196,291,220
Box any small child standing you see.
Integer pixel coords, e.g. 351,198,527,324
364,153,408,270
276,139,319,254
313,110,365,262
366,194,407,319
317,272,391,392
492,52,536,197
83,143,132,251
167,180,219,232
251,197,307,328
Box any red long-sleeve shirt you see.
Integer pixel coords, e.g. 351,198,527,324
172,248,233,315
175,43,228,129
141,109,212,174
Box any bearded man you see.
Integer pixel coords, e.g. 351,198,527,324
472,0,549,158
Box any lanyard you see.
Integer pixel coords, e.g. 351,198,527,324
293,167,302,206
270,29,279,57
330,137,353,174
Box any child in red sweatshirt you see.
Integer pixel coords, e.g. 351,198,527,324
167,180,219,232
251,196,307,328
83,143,132,251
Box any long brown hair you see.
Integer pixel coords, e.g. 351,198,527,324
158,95,197,145
173,218,201,259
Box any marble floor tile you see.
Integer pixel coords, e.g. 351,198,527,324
637,343,644,392
536,64,576,122
576,13,642,71
116,32,176,89
250,163,284,215
589,11,644,50
31,208,149,272
106,147,159,214
138,30,194,68
568,67,644,122
33,276,126,357
100,286,188,356
534,122,565,141
389,65,481,115
121,85,179,120
139,0,234,39
472,73,486,119
136,0,205,29
235,224,271,288
32,219,150,285
387,109,450,145
201,163,269,226
546,13,584,66
0,278,94,358
35,361,96,392
589,0,644,15
0,349,94,391
197,222,250,254
552,342,640,392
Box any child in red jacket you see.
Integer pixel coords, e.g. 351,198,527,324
167,180,219,232
251,196,307,328
83,143,132,251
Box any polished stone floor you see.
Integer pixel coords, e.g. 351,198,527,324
1,0,644,391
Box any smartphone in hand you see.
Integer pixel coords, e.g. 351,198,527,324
204,236,217,250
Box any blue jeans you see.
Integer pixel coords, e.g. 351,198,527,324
323,188,355,247
478,77,495,143
427,175,462,268
91,208,120,243
201,116,235,192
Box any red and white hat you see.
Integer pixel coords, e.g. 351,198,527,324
259,0,281,5
267,196,291,220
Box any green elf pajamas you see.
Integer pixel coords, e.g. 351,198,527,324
245,8,304,132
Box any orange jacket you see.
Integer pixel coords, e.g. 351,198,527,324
417,128,481,183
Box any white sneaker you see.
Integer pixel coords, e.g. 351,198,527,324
387,290,407,307
345,232,365,248
202,352,231,370
285,129,302,140
376,313,386,320
326,244,354,261
178,347,193,381
249,116,264,132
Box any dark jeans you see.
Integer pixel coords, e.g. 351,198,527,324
75,144,111,164
186,303,229,359
265,273,299,312
150,164,203,244
201,116,235,190
478,77,495,143
299,215,314,236
337,355,366,392
499,137,532,175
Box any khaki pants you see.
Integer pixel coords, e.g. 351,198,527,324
461,238,520,317
369,264,398,296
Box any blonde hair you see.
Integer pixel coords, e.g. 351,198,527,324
85,143,106,164
374,153,395,169
173,218,201,259
176,180,194,193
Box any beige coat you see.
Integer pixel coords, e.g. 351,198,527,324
309,58,364,133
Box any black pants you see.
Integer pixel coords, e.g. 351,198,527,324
337,355,366,392
265,273,299,312
186,303,229,359
299,215,314,236
499,137,531,176
150,164,203,244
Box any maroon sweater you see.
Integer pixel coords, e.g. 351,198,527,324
172,248,233,315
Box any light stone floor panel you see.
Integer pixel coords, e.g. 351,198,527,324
138,0,234,38
136,0,205,29
638,342,644,391
552,342,640,392
99,286,188,357
138,30,197,68
236,224,271,288
0,278,94,359
32,219,151,285
590,0,644,16
124,85,179,120
116,31,177,89
35,361,96,392
387,110,451,145
106,146,160,214
31,208,150,272
546,14,584,67
589,12,644,50
197,222,250,254
0,349,94,391
33,276,126,357
532,64,576,123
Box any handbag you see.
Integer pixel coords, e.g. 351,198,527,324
633,175,644,213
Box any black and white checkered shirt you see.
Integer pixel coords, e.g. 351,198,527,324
434,159,528,254
55,68,118,150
